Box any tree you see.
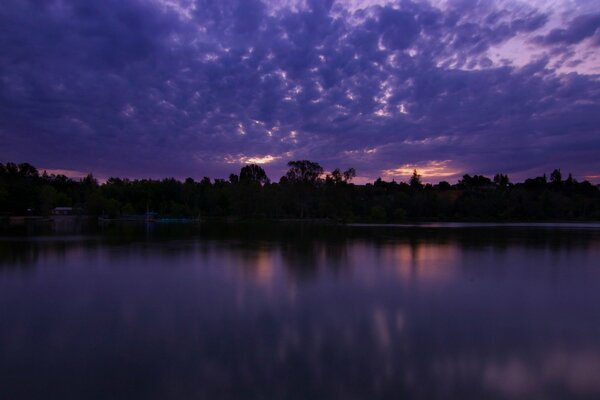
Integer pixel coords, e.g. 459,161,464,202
329,168,343,184
4,162,19,176
343,168,356,183
18,163,39,178
1,160,599,221
285,160,324,184
493,173,510,187
550,169,562,185
437,181,451,190
409,169,422,188
240,164,269,184
326,167,356,185
460,174,492,188
81,173,98,187
566,173,574,186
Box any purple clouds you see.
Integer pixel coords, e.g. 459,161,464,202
1,0,599,182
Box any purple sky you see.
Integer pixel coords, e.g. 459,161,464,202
1,0,600,183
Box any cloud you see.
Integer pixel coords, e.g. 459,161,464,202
224,154,281,164
536,13,600,46
0,0,599,182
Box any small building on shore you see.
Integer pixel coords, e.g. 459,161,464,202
52,207,75,215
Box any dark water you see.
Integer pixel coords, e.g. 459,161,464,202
1,222,600,399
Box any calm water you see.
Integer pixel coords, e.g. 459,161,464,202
1,222,600,399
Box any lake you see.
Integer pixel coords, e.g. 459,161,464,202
1,222,600,399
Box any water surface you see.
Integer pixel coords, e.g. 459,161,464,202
1,222,600,399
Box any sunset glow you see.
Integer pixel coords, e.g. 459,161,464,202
382,160,461,181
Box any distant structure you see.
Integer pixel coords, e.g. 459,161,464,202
52,207,75,216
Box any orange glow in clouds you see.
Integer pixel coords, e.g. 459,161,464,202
382,160,461,182
225,154,281,165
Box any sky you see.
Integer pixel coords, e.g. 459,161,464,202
1,0,600,183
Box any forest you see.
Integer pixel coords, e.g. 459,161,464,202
1,161,599,222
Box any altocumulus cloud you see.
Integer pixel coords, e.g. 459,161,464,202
1,0,599,182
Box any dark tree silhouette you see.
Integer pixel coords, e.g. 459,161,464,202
285,160,324,184
343,168,356,183
460,174,492,188
550,169,562,185
329,168,343,184
409,170,422,188
240,164,269,184
493,174,510,187
17,163,39,178
1,161,599,221
566,173,574,185
82,174,98,187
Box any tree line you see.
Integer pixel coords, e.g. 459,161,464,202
1,161,599,221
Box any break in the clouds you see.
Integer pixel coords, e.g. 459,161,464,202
1,0,600,182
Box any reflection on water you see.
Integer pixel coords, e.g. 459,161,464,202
1,222,600,399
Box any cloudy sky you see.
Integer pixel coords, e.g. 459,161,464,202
1,0,599,183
